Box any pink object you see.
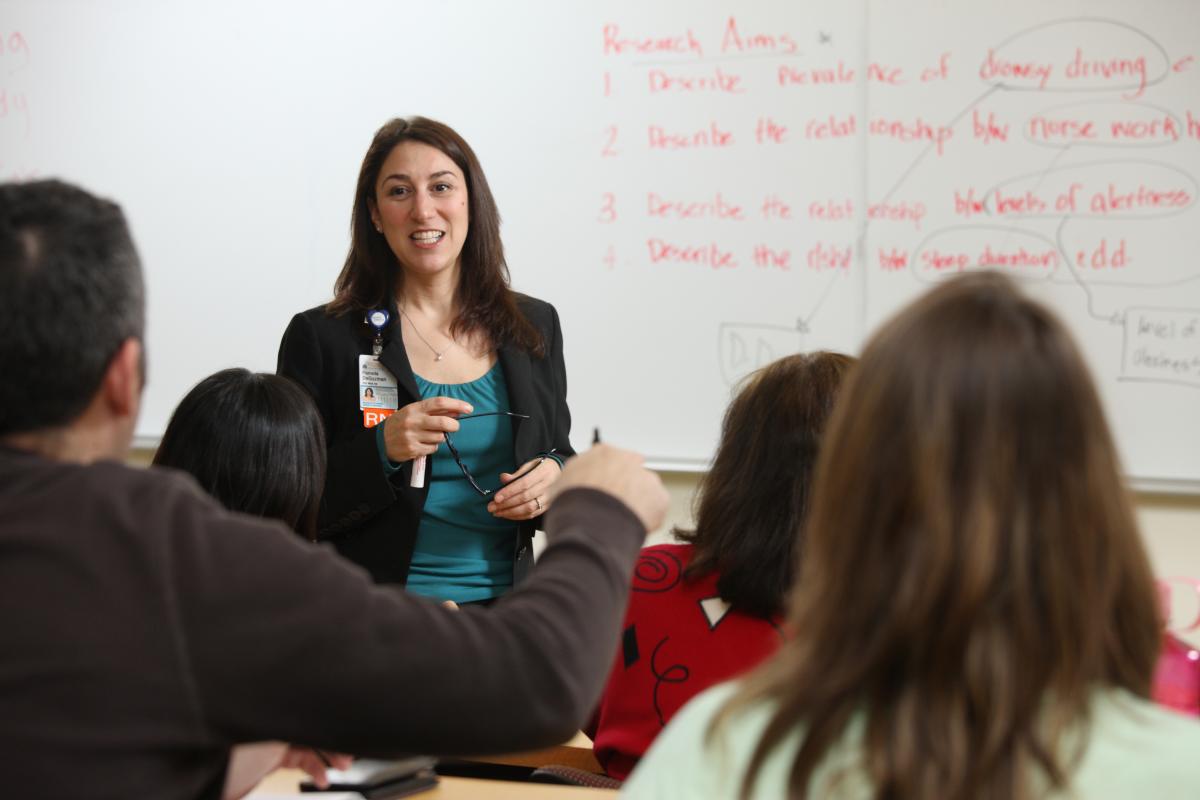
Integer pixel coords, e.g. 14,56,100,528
410,455,426,488
1152,633,1200,716
1158,577,1200,633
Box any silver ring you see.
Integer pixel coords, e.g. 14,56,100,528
534,496,542,511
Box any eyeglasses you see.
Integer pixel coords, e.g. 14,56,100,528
443,411,546,497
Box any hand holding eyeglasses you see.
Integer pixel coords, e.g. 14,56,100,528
488,455,563,521
381,396,473,463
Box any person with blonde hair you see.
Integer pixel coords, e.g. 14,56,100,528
625,272,1200,799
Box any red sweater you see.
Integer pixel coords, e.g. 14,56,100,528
587,543,785,780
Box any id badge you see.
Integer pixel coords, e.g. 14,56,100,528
359,354,399,428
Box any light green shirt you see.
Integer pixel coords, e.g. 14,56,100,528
624,682,1200,799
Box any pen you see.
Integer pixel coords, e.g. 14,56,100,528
592,427,601,445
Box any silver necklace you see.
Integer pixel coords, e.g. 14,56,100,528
397,305,452,362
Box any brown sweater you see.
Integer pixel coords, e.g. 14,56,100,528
0,446,644,799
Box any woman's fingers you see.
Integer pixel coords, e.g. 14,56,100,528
416,413,461,434
420,396,473,417
409,441,440,457
492,460,546,502
279,749,330,787
489,499,544,520
488,458,560,517
382,397,468,462
324,752,354,771
280,746,354,775
491,477,544,508
488,486,544,514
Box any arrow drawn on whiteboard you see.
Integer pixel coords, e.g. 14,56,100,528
717,272,845,386
798,269,846,332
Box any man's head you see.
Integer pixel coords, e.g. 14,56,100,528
0,180,145,456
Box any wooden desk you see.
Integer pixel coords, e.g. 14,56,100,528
248,768,615,798
445,731,602,776
248,734,611,797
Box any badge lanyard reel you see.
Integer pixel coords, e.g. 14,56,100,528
367,310,388,358
366,310,426,489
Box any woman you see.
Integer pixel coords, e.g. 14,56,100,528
625,272,1200,798
278,117,571,601
587,352,854,781
154,368,324,540
154,368,350,797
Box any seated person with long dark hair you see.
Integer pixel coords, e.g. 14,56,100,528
154,368,344,796
587,352,854,781
625,272,1200,799
153,368,325,540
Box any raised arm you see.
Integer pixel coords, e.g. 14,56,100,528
174,446,666,756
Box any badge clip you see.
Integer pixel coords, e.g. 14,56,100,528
366,309,390,356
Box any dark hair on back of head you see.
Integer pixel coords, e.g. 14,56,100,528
0,179,144,436
153,369,326,540
677,351,855,618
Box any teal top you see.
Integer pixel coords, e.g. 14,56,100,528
624,682,1200,799
377,362,520,603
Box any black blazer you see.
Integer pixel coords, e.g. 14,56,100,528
277,294,573,585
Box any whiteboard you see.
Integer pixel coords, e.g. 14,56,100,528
863,2,1200,492
1,0,1197,490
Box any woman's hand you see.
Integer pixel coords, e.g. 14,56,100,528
382,397,472,463
221,744,353,799
222,742,288,800
280,747,354,788
487,456,562,520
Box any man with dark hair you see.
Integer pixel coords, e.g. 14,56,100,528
0,179,669,799
0,180,144,438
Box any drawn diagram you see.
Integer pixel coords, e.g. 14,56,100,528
870,17,1200,389
717,322,805,386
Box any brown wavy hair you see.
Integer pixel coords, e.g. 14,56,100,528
718,272,1161,799
327,116,542,355
677,352,855,618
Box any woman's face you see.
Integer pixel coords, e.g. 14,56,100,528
370,141,470,283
